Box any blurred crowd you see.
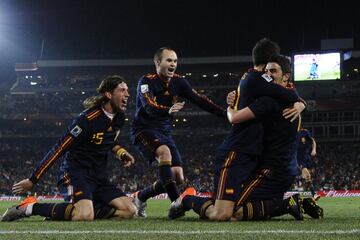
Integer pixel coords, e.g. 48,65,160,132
0,135,358,196
0,71,359,196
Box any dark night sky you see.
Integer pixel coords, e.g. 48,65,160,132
0,0,359,62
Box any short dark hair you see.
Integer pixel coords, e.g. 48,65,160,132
252,38,281,66
154,47,175,61
268,55,291,74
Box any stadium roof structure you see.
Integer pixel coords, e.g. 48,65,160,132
36,56,252,68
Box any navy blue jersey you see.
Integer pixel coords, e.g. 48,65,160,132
249,96,299,175
297,129,313,163
219,69,300,155
29,107,125,184
131,73,225,136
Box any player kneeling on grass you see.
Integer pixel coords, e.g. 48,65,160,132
169,55,323,221
1,75,137,221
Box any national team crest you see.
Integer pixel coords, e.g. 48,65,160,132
262,74,273,82
70,125,82,137
141,84,149,93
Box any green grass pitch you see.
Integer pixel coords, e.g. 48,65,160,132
0,197,359,240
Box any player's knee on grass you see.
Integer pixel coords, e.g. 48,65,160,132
206,200,234,221
110,197,137,219
72,208,94,221
72,201,94,221
121,201,137,219
208,209,233,221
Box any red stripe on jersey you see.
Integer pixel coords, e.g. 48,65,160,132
216,151,236,200
144,92,169,110
86,109,102,120
236,169,270,206
35,135,74,180
145,73,157,79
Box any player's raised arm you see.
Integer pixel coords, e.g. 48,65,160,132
227,96,279,124
179,78,226,118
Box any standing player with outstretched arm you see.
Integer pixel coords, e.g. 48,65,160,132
131,47,226,217
2,75,137,221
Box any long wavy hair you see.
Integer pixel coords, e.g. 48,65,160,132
83,75,126,109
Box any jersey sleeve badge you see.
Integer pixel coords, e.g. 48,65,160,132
262,74,273,82
141,84,149,93
70,125,82,137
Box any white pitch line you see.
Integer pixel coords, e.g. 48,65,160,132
0,229,358,235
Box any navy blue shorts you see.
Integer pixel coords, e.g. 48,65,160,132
133,130,182,167
214,151,258,202
235,169,296,206
298,156,314,169
57,168,126,204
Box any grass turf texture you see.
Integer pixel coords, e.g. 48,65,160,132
0,197,359,240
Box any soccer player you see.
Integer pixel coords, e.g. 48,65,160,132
272,63,319,199
264,55,293,88
309,59,319,80
230,55,323,221
270,61,319,199
131,47,226,217
1,75,137,221
169,39,306,221
297,128,318,199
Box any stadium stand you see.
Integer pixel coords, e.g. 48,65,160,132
0,58,359,196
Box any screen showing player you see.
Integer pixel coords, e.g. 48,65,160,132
293,52,341,81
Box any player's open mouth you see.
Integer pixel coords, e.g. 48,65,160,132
168,68,175,73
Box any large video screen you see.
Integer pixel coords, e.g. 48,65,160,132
293,52,341,81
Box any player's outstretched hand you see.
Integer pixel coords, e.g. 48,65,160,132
311,149,317,157
121,151,135,168
12,179,34,195
283,102,306,122
169,102,185,114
